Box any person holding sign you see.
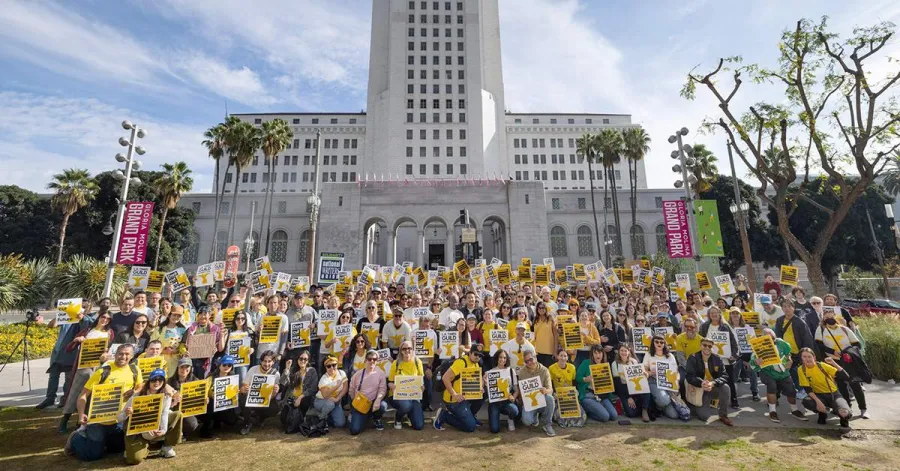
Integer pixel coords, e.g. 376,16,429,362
280,351,319,433
237,351,283,435
225,311,256,383
381,308,412,357
501,323,536,370
516,350,557,436
814,308,869,419
484,350,519,433
798,348,852,428
198,355,241,438
67,344,141,462
434,348,485,433
348,349,388,434
750,329,806,423
612,345,652,422
118,368,181,463
152,305,188,378
326,308,358,365
773,299,817,395
684,339,734,426
183,305,225,379
41,299,95,411
727,309,760,402
575,345,618,423
642,336,690,421
532,302,559,367
699,307,740,408
167,358,203,437
549,349,586,427
386,341,425,430
256,295,290,364
59,309,116,433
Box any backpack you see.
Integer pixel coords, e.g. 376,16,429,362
433,359,454,393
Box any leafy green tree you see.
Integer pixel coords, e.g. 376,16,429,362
153,162,194,269
48,169,98,264
597,129,624,257
0,185,57,258
576,133,603,261
682,18,900,293
622,128,651,259
689,144,718,195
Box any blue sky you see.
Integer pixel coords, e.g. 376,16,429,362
1,0,898,193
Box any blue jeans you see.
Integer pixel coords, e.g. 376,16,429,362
648,379,678,419
45,362,73,402
520,393,555,427
622,393,652,418
388,398,424,430
313,398,347,428
581,392,617,422
422,374,433,408
349,401,387,435
440,400,483,433
488,400,519,433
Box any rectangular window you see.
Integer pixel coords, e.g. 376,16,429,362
408,69,414,79
302,172,309,182
514,138,520,148
603,118,610,124
458,84,465,94
351,155,357,165
552,170,558,180
342,172,349,182
291,155,298,165
312,118,319,124
560,171,566,180
515,155,521,164
406,164,413,175
460,164,467,174
420,147,426,157
419,164,426,175
220,201,230,215
459,129,466,139
571,170,578,180
290,173,297,183
447,164,453,174
351,139,358,149
343,155,349,165
460,146,466,157
191,201,201,213
550,139,556,148
406,113,413,123
552,198,560,210
433,146,440,157
446,146,453,157
585,118,592,124
576,198,585,210
225,173,233,183
409,27,415,37
522,155,528,164
283,172,289,183
459,113,466,123
407,130,413,140
350,172,356,181
433,164,440,175
420,129,427,139
338,196,343,207
655,197,663,209
515,171,521,180
242,173,248,183
446,129,453,139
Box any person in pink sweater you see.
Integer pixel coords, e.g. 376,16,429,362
347,349,387,434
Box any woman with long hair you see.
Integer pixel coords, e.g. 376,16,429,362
728,308,760,402
575,309,602,366
152,305,188,377
226,311,256,383
59,308,115,433
576,345,618,423
282,350,319,433
642,335,689,421
118,368,181,464
114,313,152,356
814,308,868,419
612,345,651,422
533,301,558,367
484,349,519,433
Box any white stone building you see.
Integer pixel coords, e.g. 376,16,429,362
178,0,682,278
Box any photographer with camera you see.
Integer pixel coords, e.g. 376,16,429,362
36,300,96,410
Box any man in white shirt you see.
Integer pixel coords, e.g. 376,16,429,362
501,324,536,370
382,310,413,356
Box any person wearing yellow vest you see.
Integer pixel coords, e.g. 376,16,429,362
773,299,817,396
798,348,852,428
386,341,425,430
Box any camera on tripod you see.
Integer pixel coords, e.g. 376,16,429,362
25,309,39,322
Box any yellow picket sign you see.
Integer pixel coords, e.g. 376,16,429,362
696,272,712,291
780,265,799,286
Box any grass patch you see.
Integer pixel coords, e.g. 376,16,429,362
700,438,751,451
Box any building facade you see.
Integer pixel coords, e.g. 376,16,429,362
178,0,680,277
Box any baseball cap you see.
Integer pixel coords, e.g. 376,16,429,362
294,292,304,299
466,314,476,320
516,323,527,330
177,358,193,368
148,368,167,381
372,286,383,293
219,355,236,366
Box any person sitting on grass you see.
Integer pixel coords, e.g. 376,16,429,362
238,350,283,435
347,349,388,434
118,368,181,464
167,358,204,437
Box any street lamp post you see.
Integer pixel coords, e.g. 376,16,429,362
865,204,891,298
669,127,701,272
306,130,323,282
245,201,257,272
727,140,757,292
102,120,146,298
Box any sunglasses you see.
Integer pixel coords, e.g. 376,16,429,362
701,344,713,348
134,321,147,325
356,340,366,344
401,347,413,351
366,357,377,362
230,300,241,304
222,364,233,368
653,340,666,344
367,306,376,310
326,364,337,369
299,358,309,362
235,316,246,320
150,377,164,382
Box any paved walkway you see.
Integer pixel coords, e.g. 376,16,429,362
3,356,898,431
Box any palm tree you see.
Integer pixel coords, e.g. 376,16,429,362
153,162,194,270
48,169,99,264
622,127,651,259
882,153,900,196
224,120,261,246
576,133,603,260
690,143,718,196
202,123,226,262
259,119,294,254
597,129,624,258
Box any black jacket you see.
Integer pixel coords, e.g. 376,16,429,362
698,321,739,360
685,352,729,388
773,315,816,354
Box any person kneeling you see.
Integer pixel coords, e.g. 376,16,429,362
798,348,852,428
119,369,182,464
684,339,733,426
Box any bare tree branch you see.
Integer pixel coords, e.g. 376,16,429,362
725,70,743,104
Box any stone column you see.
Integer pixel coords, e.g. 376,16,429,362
388,229,397,266
416,230,425,267
446,226,455,266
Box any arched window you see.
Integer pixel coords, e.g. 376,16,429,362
181,230,200,264
214,231,228,261
245,231,260,260
298,230,310,262
577,226,594,257
630,226,646,256
270,230,288,263
655,224,667,254
550,226,568,257
606,225,620,257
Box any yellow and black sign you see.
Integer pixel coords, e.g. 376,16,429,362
535,265,550,286
497,264,512,285
137,356,166,379
780,265,799,286
87,383,124,424
640,259,651,270
78,338,108,369
696,271,712,291
557,386,581,419
457,366,483,400
454,259,470,278
126,393,164,436
562,322,583,350
259,316,282,344
749,335,781,368
179,379,209,417
590,362,615,395
517,265,532,283
146,271,165,293
573,264,586,281
621,269,634,285
555,269,567,285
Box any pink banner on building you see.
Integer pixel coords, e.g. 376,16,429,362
662,200,694,259
116,201,155,265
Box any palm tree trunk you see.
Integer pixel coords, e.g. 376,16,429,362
208,160,231,262
263,165,275,254
227,167,241,246
610,169,623,257
586,157,602,259
154,206,169,270
602,170,610,266
56,212,71,265
628,160,637,258
262,158,275,254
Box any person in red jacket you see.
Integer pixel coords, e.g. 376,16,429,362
763,274,781,300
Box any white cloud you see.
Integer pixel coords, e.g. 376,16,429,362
176,54,277,107
0,92,214,193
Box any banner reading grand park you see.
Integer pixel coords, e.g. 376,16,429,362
694,200,724,257
662,200,693,259
116,201,155,265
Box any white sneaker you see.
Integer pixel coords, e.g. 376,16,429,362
507,419,516,431
160,446,176,458
542,424,557,437
394,421,403,430
860,409,870,419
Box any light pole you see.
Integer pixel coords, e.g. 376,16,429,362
669,127,701,272
245,201,257,272
102,120,146,298
865,204,891,298
306,130,323,281
727,140,757,292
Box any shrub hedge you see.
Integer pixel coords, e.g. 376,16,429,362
857,316,900,382
0,323,56,363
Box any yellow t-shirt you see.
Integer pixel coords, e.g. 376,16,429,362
799,362,838,393
443,357,477,403
478,321,496,344
387,358,423,397
783,323,799,354
533,320,556,355
548,362,575,390
83,363,142,392
675,333,702,359
703,359,712,381
507,320,531,338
